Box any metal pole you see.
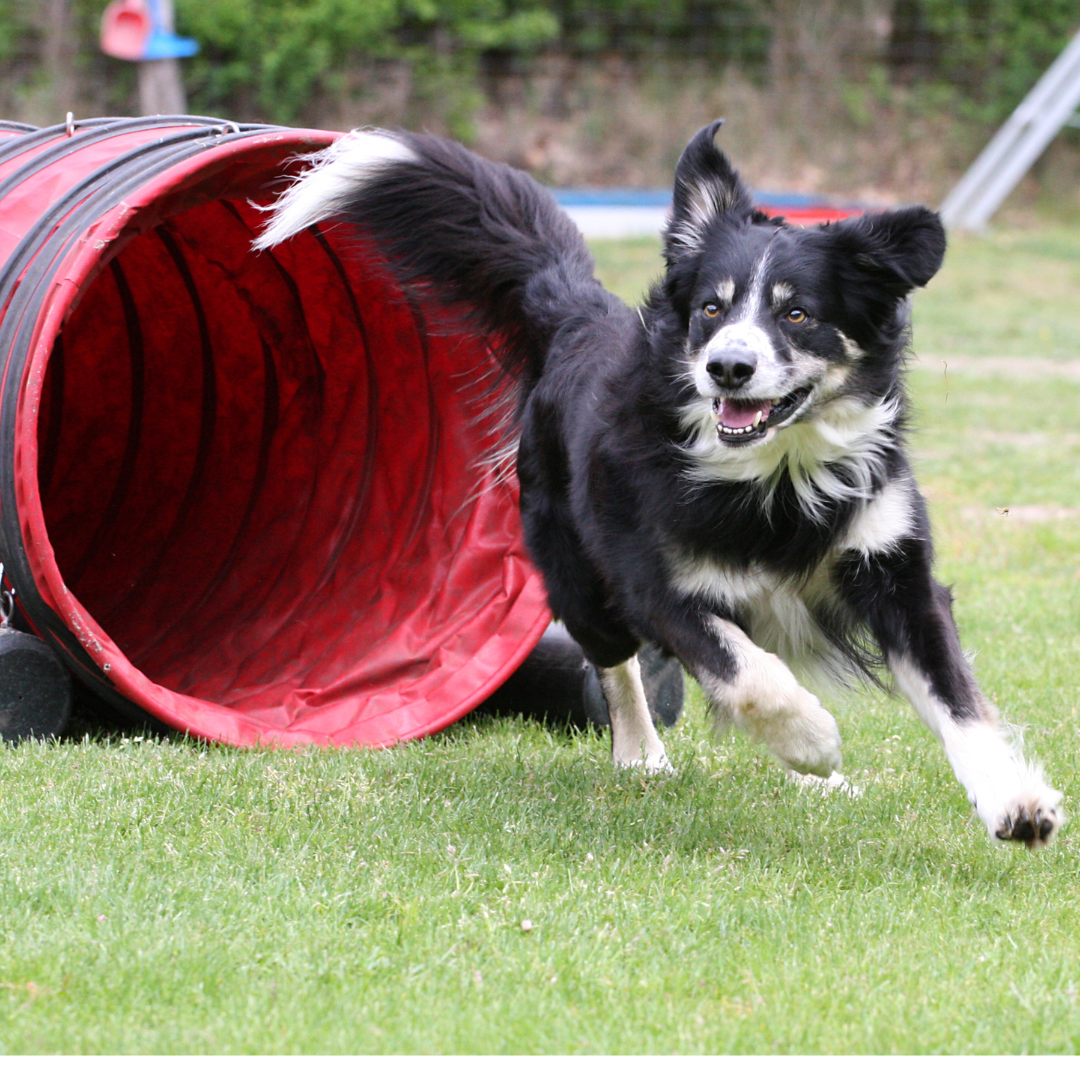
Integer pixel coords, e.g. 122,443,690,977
940,28,1080,231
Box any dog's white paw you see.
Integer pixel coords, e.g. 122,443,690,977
787,769,862,797
614,750,675,776
981,783,1063,849
940,721,1064,848
769,693,843,779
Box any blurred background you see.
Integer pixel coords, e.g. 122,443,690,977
4,0,1080,217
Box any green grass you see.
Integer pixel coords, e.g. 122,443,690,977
912,228,1080,359
2,228,1080,1054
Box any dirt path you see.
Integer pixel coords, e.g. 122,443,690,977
913,356,1080,380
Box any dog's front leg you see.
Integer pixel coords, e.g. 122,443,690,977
891,652,1061,846
601,654,672,773
687,616,843,778
838,548,1063,846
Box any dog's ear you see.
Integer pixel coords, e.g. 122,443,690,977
824,206,946,298
664,120,754,264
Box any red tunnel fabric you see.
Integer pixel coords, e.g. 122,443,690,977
0,118,550,746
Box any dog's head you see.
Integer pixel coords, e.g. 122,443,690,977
662,121,945,453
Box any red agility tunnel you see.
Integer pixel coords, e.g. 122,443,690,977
0,116,550,746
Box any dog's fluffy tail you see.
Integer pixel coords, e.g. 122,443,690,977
255,128,598,386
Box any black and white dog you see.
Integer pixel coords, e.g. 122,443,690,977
257,120,1061,847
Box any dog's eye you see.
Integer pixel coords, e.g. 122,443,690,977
785,309,808,324
702,302,720,319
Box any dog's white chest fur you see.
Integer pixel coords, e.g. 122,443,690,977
668,478,916,685
669,553,851,685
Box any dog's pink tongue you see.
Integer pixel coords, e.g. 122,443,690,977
716,399,771,428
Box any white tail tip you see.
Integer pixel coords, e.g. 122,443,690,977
253,128,417,251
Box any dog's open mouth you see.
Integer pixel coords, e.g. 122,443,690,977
712,385,813,444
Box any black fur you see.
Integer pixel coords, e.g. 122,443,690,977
327,124,965,691
273,122,1060,845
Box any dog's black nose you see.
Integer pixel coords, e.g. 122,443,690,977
706,349,757,390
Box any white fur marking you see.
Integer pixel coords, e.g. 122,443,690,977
679,394,901,522
669,554,858,688
842,479,916,555
692,253,782,397
602,656,671,773
254,129,417,250
694,322,779,398
788,769,862,796
669,556,781,610
746,569,853,688
716,279,735,305
836,330,866,362
814,361,853,399
892,658,1062,844
771,281,795,307
668,175,737,252
743,250,770,320
699,617,842,777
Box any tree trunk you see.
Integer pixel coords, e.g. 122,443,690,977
137,0,188,115
138,60,187,115
43,0,76,117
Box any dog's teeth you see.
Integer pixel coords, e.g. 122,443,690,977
754,411,763,427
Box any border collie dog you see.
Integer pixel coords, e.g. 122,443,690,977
258,120,1062,847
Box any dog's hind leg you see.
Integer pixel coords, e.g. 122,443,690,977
600,655,672,773
517,490,670,769
836,545,1063,847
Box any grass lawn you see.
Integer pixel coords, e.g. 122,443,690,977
2,227,1079,1054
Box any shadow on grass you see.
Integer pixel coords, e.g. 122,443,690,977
432,708,610,745
61,685,187,745
59,686,615,750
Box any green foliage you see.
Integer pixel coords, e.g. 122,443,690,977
0,0,140,119
167,1,1080,134
0,9,22,65
905,0,1080,123
5,2,1079,139
535,0,769,61
175,0,559,123
171,0,773,126
453,5,561,50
